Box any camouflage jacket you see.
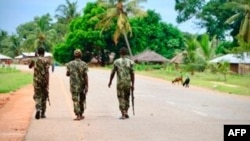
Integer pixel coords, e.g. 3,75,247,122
30,57,50,88
66,58,88,93
113,57,134,87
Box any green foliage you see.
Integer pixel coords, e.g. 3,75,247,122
134,63,163,71
232,36,250,53
136,65,250,96
54,2,108,64
216,41,234,55
175,0,242,41
207,61,230,81
175,0,206,23
224,0,250,43
95,0,148,57
16,14,57,52
130,10,185,59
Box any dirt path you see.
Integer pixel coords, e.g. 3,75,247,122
0,84,34,141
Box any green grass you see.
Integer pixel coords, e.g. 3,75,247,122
135,66,250,96
0,67,32,94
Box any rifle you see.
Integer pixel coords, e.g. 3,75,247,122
79,89,87,110
46,88,51,106
47,95,51,106
131,87,135,115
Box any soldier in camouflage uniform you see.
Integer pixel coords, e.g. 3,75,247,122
108,47,135,119
29,47,50,120
66,49,88,121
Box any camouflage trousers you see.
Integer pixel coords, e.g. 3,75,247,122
117,86,130,111
33,87,48,112
71,91,86,116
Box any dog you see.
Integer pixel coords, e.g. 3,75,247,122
182,77,190,88
172,77,183,85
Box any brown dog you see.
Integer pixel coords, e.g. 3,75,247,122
172,77,183,85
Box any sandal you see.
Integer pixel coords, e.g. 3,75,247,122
74,116,80,120
119,116,126,120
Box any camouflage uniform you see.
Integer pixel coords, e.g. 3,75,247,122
113,57,134,111
66,58,88,116
30,56,50,116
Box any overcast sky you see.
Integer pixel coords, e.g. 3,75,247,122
0,0,204,35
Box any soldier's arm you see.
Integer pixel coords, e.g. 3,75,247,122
108,66,117,87
84,72,88,93
28,60,34,69
66,64,70,76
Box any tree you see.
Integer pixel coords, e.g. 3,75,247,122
198,0,234,39
0,35,22,57
183,35,201,74
224,0,250,43
17,14,56,52
0,30,8,53
96,0,147,57
182,33,217,73
55,0,80,39
175,0,206,23
196,34,217,61
174,0,240,40
55,0,80,24
54,2,108,64
129,10,184,59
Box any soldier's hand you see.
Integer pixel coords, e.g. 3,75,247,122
108,82,112,88
131,85,134,91
84,86,88,94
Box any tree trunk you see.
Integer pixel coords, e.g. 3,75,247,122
122,31,133,57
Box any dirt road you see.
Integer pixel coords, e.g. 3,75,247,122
1,65,250,141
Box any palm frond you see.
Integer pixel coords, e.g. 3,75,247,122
239,13,249,36
225,1,250,11
113,28,122,45
225,13,241,24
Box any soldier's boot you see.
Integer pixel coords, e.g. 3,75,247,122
35,110,41,120
125,110,129,119
41,110,46,118
119,110,126,120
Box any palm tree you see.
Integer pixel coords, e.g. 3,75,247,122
54,0,80,43
20,14,56,52
0,30,8,53
1,35,22,57
197,34,217,61
225,0,250,43
183,34,217,74
55,0,80,24
96,0,147,57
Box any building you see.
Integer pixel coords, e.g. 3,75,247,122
209,53,250,74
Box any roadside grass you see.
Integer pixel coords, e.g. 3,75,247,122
133,64,250,96
0,67,32,94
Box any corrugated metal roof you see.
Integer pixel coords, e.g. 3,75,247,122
209,53,250,64
21,52,52,57
0,54,12,59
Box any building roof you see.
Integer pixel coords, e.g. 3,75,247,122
21,52,52,58
132,50,169,63
209,53,250,64
170,53,184,64
0,54,12,59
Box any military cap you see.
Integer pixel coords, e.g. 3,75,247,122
74,49,82,57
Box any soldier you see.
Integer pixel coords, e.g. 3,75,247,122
29,47,50,119
108,47,135,119
66,49,88,121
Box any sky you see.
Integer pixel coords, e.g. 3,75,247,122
0,0,204,35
